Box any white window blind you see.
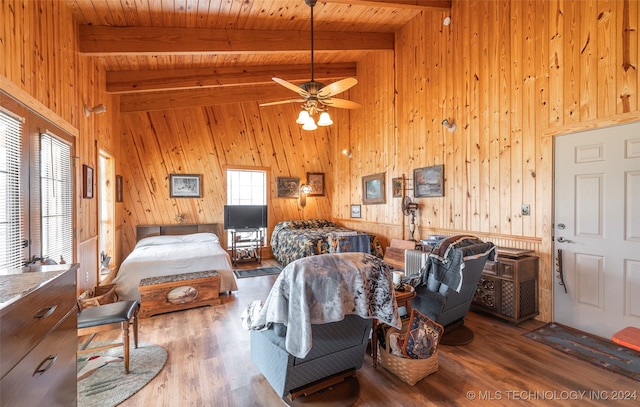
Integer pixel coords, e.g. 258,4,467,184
0,110,24,269
40,133,73,264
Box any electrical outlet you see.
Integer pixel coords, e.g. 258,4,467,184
521,204,531,216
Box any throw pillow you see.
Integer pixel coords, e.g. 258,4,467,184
402,309,444,359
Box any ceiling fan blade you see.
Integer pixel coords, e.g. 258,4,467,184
259,99,306,107
320,98,362,109
272,77,310,98
317,78,358,98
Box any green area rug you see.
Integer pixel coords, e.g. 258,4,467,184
524,323,640,382
77,342,167,407
234,266,282,279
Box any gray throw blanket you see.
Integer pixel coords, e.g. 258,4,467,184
243,252,402,358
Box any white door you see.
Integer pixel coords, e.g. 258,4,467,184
554,122,640,339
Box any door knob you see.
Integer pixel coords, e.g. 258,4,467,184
557,236,570,243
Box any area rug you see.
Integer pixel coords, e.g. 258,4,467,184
234,266,282,279
77,342,168,407
523,323,640,382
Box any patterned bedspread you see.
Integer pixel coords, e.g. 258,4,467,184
270,219,383,266
243,252,402,358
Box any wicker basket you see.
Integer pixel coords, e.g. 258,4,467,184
377,326,439,386
77,284,118,310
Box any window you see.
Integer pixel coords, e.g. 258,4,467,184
226,169,267,247
40,132,73,264
0,95,75,269
0,110,24,269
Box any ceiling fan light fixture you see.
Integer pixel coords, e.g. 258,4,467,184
317,111,333,126
296,110,310,124
302,116,317,131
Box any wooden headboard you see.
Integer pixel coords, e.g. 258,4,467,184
135,223,221,241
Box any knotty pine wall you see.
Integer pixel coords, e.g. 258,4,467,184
118,102,347,254
1,0,120,294
116,1,640,322
336,1,640,322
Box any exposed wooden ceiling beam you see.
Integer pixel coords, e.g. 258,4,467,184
327,0,451,9
79,26,393,56
107,63,356,94
120,84,314,112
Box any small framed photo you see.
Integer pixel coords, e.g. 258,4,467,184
413,165,444,197
170,174,202,198
115,175,123,203
350,204,361,218
362,172,386,205
82,164,94,199
307,172,325,196
392,177,403,198
276,177,300,198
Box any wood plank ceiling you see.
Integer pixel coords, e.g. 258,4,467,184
65,0,450,111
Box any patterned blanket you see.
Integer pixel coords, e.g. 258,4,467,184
243,252,402,358
270,219,384,266
422,235,496,292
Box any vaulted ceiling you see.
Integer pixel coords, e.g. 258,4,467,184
66,0,451,111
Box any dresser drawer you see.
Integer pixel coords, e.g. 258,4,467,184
0,269,76,378
0,309,77,407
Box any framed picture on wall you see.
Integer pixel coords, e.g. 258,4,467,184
276,177,300,198
82,164,94,199
413,165,444,197
170,174,202,198
307,172,325,196
350,204,361,218
362,172,386,205
115,175,123,202
392,177,403,198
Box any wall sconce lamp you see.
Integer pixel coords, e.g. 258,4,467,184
84,104,107,117
341,149,353,159
300,183,313,207
442,119,456,132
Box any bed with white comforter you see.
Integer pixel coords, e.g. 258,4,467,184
113,232,237,301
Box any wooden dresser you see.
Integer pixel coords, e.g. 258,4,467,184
0,263,78,407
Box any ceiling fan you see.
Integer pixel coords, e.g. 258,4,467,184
259,0,361,130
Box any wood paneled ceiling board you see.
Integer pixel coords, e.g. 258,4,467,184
64,0,450,108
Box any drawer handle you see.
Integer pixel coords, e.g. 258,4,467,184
33,305,57,319
33,354,58,376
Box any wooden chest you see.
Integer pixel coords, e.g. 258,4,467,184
138,270,221,318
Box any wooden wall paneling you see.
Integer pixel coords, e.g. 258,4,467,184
479,1,493,234
534,1,550,240
468,0,481,233
597,0,615,119
548,0,564,128
522,0,540,238
509,0,523,237
618,0,638,114
579,0,598,122
77,236,98,295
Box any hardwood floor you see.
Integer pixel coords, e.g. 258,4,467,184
96,262,639,406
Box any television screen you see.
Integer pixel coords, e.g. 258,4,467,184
223,205,268,230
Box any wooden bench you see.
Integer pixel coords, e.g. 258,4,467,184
138,270,221,318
